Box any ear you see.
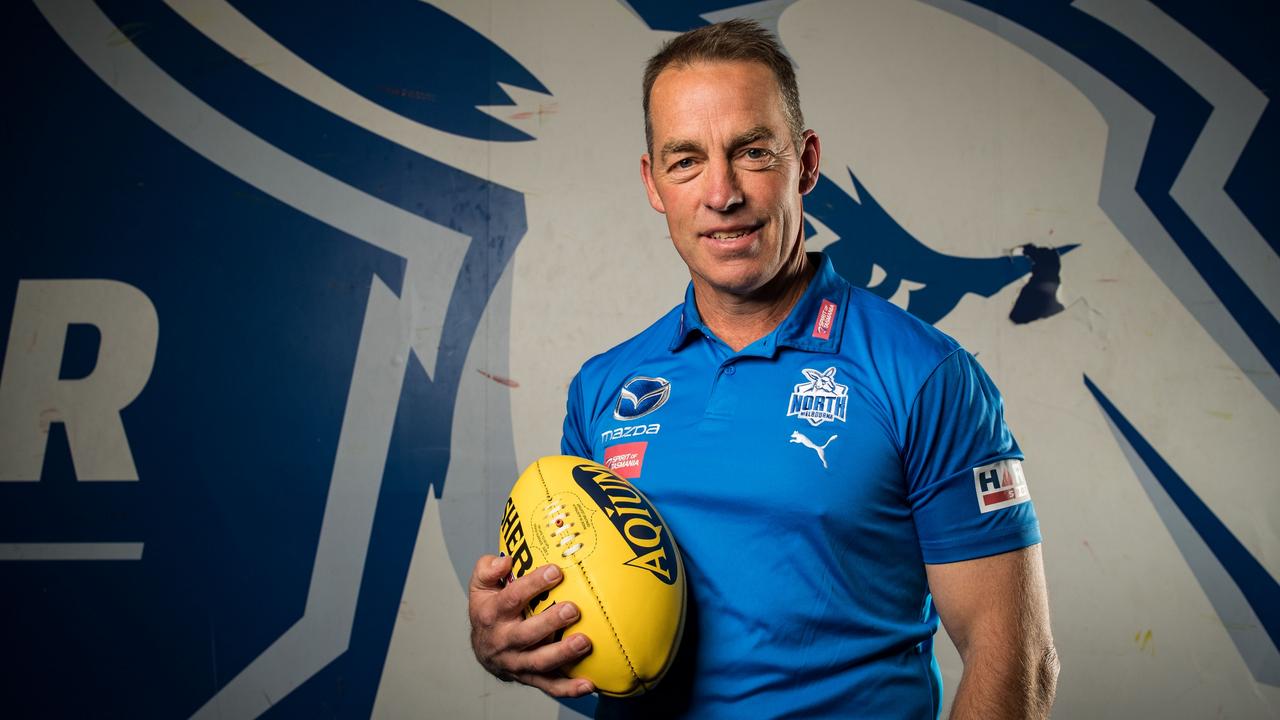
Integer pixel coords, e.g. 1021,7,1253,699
797,130,821,195
802,369,821,381
640,153,666,214
823,367,836,378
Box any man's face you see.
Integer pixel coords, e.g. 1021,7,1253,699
641,60,820,298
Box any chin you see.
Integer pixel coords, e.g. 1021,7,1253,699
704,270,769,296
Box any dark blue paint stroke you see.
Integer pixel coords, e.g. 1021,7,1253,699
967,2,1279,390
1009,243,1075,324
93,0,501,290
620,0,749,31
12,3,528,719
1083,375,1280,658
264,187,528,718
808,169,1077,324
1151,0,1279,256
3,4,400,708
227,0,547,142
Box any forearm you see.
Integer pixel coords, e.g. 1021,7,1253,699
948,640,1059,720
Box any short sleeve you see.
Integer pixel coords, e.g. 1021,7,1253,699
561,372,591,458
904,350,1040,564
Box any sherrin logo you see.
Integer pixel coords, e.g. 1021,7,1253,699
499,497,534,580
613,376,671,420
571,464,678,585
787,367,849,426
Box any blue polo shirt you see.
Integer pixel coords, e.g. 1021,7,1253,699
563,253,1040,719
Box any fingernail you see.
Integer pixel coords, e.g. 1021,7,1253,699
559,603,578,621
543,565,561,582
570,635,589,652
577,681,594,694
490,556,504,570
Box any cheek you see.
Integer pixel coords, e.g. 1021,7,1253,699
664,190,699,227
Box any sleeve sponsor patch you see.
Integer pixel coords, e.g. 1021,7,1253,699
972,459,1030,513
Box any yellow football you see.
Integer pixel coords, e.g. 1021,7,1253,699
498,455,686,697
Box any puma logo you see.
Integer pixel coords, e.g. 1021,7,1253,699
789,430,837,469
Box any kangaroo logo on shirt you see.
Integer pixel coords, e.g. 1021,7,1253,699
787,367,849,426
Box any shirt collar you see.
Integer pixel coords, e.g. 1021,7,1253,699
667,252,847,355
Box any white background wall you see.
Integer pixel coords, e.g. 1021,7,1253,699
378,2,1278,718
5,1,1275,718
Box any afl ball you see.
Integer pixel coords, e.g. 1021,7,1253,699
498,455,686,697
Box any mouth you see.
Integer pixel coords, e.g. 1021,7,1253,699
701,223,763,245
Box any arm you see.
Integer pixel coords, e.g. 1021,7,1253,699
468,554,596,698
926,544,1059,720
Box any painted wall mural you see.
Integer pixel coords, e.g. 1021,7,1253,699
2,1,1275,718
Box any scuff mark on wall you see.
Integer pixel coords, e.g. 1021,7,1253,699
476,369,519,388
378,86,436,102
1135,628,1155,655
508,103,558,121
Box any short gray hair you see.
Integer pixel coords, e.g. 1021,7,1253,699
642,19,805,153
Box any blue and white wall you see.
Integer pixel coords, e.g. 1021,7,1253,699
3,1,1276,718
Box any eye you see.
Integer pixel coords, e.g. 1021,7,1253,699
673,158,696,170
744,148,769,159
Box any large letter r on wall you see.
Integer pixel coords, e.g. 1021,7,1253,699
0,280,158,481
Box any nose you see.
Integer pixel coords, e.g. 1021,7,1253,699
701,157,743,213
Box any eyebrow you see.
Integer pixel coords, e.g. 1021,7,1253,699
730,126,775,149
660,139,704,160
660,126,777,161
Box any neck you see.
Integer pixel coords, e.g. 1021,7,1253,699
694,250,815,352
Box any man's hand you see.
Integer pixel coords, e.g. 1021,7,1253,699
468,554,596,698
928,544,1059,719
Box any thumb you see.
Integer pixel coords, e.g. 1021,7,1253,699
471,554,512,593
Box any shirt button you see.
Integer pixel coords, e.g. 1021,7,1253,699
724,365,736,375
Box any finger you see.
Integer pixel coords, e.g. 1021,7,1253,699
515,671,595,699
509,632,592,675
497,564,565,615
470,554,511,594
509,601,582,649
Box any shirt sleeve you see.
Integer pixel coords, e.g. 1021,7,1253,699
903,349,1041,564
561,372,591,458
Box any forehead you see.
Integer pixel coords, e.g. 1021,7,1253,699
648,60,788,144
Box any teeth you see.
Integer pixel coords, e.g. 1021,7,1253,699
710,230,748,240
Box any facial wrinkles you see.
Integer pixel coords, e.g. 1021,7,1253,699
660,74,779,157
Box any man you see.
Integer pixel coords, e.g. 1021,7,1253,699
470,19,1058,719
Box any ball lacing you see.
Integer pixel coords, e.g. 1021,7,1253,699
544,502,583,557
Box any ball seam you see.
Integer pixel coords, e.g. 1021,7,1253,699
577,562,642,688
535,457,551,498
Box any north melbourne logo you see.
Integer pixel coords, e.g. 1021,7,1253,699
787,367,849,426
